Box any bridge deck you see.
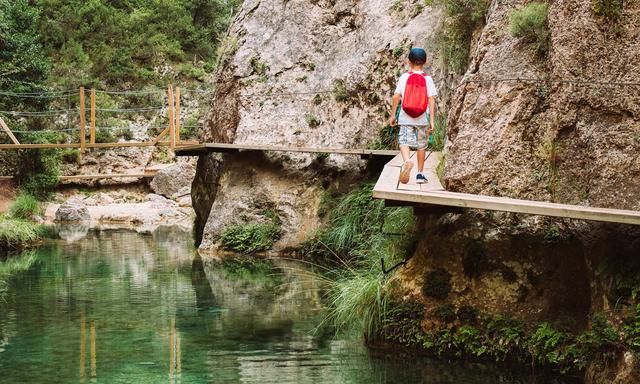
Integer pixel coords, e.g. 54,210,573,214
373,153,640,226
174,143,398,157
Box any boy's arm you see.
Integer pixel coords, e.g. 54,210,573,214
390,93,401,126
428,96,436,134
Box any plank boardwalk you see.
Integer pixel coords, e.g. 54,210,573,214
373,153,640,226
174,143,398,157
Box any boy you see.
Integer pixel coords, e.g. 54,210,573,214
389,47,438,184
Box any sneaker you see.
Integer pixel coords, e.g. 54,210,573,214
399,162,413,184
416,173,428,184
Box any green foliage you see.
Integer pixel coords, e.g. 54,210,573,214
16,149,60,200
509,2,550,57
592,0,624,23
434,303,456,322
0,217,43,250
422,268,452,299
9,192,41,220
94,128,115,144
60,149,80,164
429,113,447,151
333,79,349,102
326,268,387,338
381,300,425,347
305,113,322,128
113,128,133,141
36,0,240,86
435,0,490,73
368,124,397,150
220,222,281,254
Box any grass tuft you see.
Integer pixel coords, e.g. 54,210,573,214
0,217,43,251
509,2,550,57
220,222,281,254
9,192,41,220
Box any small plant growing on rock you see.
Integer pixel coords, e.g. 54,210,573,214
305,113,321,128
422,268,452,300
95,128,115,144
332,79,349,102
457,304,479,324
509,2,550,57
220,221,281,254
592,0,624,23
434,303,457,322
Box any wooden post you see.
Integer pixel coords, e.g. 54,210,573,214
79,87,86,153
168,85,175,150
90,88,96,144
175,87,181,144
0,117,20,144
90,320,96,378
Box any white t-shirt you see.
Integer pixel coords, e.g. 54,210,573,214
394,71,438,126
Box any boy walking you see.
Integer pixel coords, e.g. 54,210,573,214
389,47,438,184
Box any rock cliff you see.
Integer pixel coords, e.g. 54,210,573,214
194,0,443,250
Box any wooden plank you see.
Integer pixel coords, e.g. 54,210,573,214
152,126,170,145
59,173,154,180
0,143,81,149
0,117,20,145
371,189,640,225
168,85,175,149
90,88,96,144
79,87,86,152
175,87,181,144
174,143,398,157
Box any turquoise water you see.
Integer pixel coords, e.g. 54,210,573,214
0,229,579,383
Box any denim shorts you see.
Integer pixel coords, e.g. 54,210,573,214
398,125,428,149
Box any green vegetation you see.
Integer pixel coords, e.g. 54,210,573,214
220,222,281,254
309,183,418,338
305,113,322,128
9,192,41,220
332,79,349,102
369,113,446,151
592,0,624,23
15,149,60,200
422,268,452,299
435,0,490,73
509,2,550,57
0,217,43,251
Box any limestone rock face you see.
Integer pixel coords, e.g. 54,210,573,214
445,0,640,210
150,162,196,198
55,199,90,222
194,0,443,250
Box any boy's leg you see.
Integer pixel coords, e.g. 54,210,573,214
417,148,426,173
397,126,414,184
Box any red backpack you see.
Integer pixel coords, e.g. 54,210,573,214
401,72,428,118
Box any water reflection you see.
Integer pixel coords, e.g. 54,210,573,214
0,230,580,384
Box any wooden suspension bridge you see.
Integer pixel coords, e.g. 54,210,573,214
0,85,198,151
175,144,640,226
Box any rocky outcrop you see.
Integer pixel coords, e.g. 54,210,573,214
55,199,90,222
194,0,443,250
150,161,196,198
445,0,640,210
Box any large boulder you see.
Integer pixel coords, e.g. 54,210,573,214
150,162,196,198
55,199,90,222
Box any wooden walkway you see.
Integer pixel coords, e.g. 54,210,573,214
175,143,398,157
373,152,640,225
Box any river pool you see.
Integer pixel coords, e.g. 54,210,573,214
0,229,579,383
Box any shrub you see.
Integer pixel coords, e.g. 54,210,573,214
592,0,624,23
220,222,281,254
305,113,321,128
509,2,550,57
436,0,490,73
428,113,447,151
17,149,60,200
60,149,80,164
434,303,457,322
422,268,452,299
113,128,133,141
9,193,40,220
95,128,115,144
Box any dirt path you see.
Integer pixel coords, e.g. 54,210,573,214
0,180,17,213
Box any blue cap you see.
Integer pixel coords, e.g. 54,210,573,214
408,48,427,64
